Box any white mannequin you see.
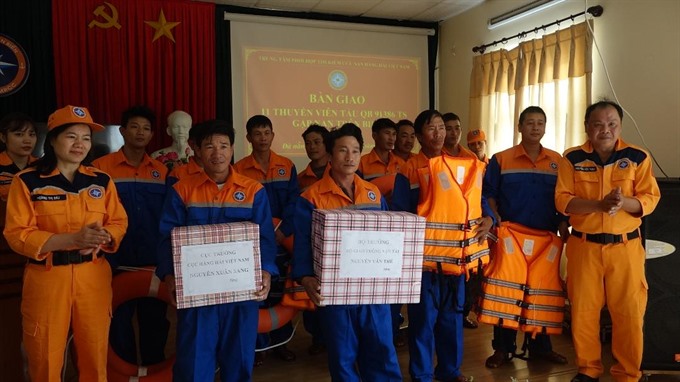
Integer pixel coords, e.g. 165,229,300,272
151,110,194,168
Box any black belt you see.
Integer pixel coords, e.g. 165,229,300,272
29,250,99,266
571,229,639,244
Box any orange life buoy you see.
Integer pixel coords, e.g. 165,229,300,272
107,269,175,382
258,303,298,333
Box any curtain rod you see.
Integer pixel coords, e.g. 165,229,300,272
472,5,603,54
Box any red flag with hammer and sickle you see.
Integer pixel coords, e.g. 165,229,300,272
51,0,215,151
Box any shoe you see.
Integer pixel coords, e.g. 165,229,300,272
308,343,326,355
570,373,599,382
253,352,265,367
394,332,407,347
273,345,296,362
435,376,470,382
463,315,478,329
485,350,510,368
531,350,568,365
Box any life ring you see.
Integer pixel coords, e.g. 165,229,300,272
258,303,298,333
107,269,174,382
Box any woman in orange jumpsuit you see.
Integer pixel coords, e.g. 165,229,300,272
3,105,128,382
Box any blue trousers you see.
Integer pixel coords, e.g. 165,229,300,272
408,271,465,382
173,301,258,382
318,304,401,382
109,297,169,365
492,326,553,355
303,310,325,345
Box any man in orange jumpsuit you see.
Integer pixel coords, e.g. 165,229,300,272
555,100,660,382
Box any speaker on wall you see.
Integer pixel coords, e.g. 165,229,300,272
641,178,680,371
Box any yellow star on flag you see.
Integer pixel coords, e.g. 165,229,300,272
145,9,180,43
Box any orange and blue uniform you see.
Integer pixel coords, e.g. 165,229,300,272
294,161,329,346
291,173,401,381
556,139,660,382
167,156,202,185
482,144,566,357
92,150,168,267
3,165,128,382
92,150,169,364
0,151,36,202
234,151,298,237
298,162,328,193
156,168,277,382
358,149,405,207
392,150,495,381
235,151,299,348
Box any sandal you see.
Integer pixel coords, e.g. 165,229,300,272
485,350,510,368
463,315,478,329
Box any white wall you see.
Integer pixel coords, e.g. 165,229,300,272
439,0,680,177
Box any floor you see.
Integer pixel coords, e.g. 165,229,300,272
247,312,680,382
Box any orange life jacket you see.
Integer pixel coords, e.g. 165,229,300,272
477,222,565,336
416,154,489,276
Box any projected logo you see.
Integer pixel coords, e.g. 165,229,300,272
328,70,347,90
0,34,30,97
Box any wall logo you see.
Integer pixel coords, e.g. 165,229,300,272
328,70,347,90
0,34,30,97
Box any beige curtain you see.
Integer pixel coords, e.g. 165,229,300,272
469,22,592,156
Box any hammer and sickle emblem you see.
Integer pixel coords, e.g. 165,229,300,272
88,2,121,30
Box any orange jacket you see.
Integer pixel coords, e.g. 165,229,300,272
3,166,128,262
358,149,405,181
417,154,489,275
298,162,328,193
167,156,202,185
477,222,565,335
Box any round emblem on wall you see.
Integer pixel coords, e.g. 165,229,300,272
0,34,30,97
328,70,347,90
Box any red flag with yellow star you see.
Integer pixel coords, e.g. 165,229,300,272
52,0,215,151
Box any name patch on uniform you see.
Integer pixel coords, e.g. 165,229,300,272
0,179,12,185
88,186,103,199
31,194,67,201
367,190,376,201
233,191,246,202
574,165,597,172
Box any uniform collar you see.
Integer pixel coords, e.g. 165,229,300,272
113,148,155,168
40,165,98,178
240,150,286,171
317,172,367,202
581,139,625,153
195,165,248,189
365,148,393,165
514,144,549,161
